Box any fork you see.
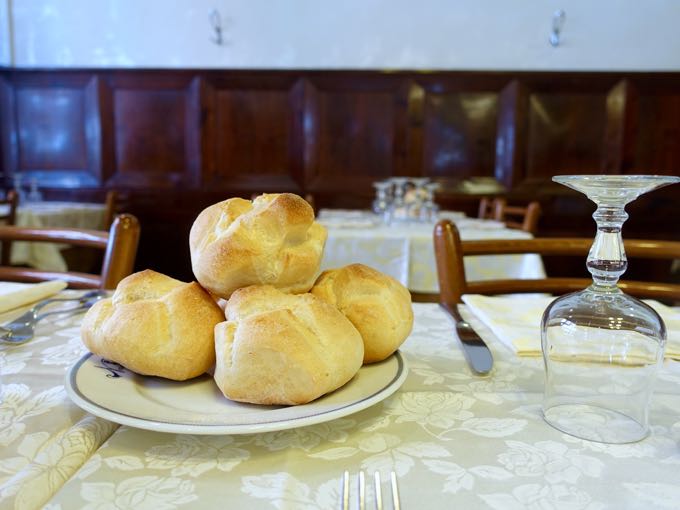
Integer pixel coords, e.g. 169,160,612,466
341,470,401,510
0,290,106,344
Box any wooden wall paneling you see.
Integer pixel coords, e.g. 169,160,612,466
185,77,202,188
106,72,201,188
404,80,425,177
417,75,500,186
524,82,609,180
495,79,529,190
204,73,304,193
602,79,639,174
632,87,680,176
303,74,407,196
9,73,101,187
0,76,17,187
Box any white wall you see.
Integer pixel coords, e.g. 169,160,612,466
0,0,12,66
4,0,680,70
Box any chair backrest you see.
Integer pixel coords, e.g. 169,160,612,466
492,198,541,233
477,197,496,220
0,190,19,265
0,213,141,289
102,190,118,229
434,219,680,304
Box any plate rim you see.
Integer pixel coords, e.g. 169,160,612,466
65,351,408,435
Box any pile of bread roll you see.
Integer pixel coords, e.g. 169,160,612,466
81,193,413,405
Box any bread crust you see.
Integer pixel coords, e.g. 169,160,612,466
81,270,224,381
189,193,327,298
311,264,413,363
213,285,364,405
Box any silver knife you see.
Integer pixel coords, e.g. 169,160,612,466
439,302,493,375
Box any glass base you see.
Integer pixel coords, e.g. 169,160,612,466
543,403,649,444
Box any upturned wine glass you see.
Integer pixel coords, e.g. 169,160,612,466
542,174,680,443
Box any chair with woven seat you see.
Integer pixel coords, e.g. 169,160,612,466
434,219,680,305
0,190,19,265
0,213,141,289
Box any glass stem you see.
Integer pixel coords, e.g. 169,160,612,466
586,204,628,291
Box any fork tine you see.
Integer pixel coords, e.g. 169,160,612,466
390,471,401,510
373,472,383,510
341,470,349,510
358,471,365,510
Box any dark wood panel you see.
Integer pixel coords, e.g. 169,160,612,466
203,79,303,192
526,92,607,178
16,86,88,170
304,77,407,193
633,93,680,175
106,75,201,188
422,91,498,180
2,75,102,187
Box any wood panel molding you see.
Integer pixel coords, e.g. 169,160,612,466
1,68,679,281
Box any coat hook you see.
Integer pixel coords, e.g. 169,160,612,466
209,9,224,46
550,9,566,47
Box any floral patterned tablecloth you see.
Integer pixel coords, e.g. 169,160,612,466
2,299,680,510
319,213,545,293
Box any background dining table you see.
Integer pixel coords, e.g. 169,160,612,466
2,288,680,509
0,201,107,271
317,209,546,294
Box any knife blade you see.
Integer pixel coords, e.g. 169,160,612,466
439,302,493,375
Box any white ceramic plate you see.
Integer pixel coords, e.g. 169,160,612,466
65,352,408,435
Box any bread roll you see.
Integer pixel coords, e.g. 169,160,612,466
311,264,413,363
189,193,327,298
81,270,224,381
214,285,364,405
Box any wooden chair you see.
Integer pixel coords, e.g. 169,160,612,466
102,190,118,229
0,190,19,265
477,197,496,220
434,219,680,305
0,213,141,289
492,198,541,234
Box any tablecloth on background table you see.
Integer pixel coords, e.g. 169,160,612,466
319,210,545,293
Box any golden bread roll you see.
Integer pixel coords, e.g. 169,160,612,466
81,269,224,381
311,263,413,363
213,285,364,405
189,193,327,298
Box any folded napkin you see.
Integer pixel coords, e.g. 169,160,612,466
462,294,680,360
0,280,68,314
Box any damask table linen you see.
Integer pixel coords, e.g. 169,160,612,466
318,211,545,293
0,298,117,510
2,297,679,509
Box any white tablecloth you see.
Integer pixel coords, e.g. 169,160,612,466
2,292,680,509
0,201,106,271
319,210,545,293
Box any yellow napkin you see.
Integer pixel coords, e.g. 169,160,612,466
462,294,680,360
0,280,68,313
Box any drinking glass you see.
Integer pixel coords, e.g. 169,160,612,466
372,181,392,219
542,174,680,443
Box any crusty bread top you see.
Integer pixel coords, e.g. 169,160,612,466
189,193,327,298
311,263,413,363
214,285,365,405
81,269,224,381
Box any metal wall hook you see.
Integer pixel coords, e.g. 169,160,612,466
550,9,566,47
209,9,225,46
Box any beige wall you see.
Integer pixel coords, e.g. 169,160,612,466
3,0,680,70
